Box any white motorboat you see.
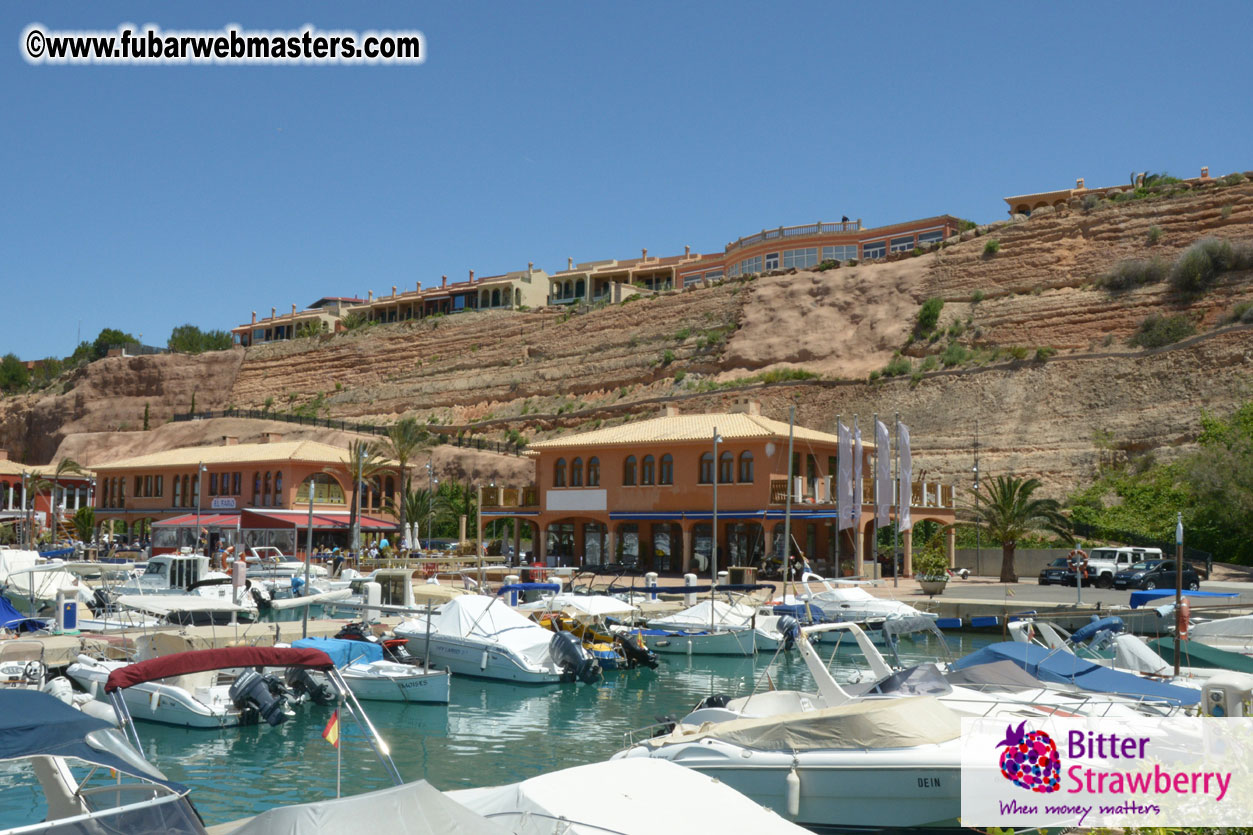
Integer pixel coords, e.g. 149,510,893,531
0,549,95,613
779,573,938,625
395,594,601,684
292,636,451,704
109,551,263,614
1186,613,1253,654
615,694,962,830
636,599,796,656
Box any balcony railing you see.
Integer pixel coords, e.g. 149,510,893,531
726,220,862,255
768,477,953,509
481,486,539,510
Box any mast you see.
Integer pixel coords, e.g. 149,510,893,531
871,412,878,581
893,412,900,589
784,406,795,602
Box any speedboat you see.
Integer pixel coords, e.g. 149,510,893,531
635,599,797,656
517,588,659,670
0,549,95,614
615,694,963,830
395,594,601,684
292,636,451,704
1185,613,1253,655
68,646,306,728
781,572,938,626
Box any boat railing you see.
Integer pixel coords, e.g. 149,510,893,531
622,720,680,748
940,684,1184,718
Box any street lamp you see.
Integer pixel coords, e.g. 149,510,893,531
711,427,722,593
352,446,365,555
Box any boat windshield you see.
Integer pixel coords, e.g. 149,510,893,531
34,792,206,835
143,562,166,577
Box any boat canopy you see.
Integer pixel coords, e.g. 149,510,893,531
105,646,335,692
949,642,1199,706
1180,613,1253,638
224,779,510,835
647,600,758,630
524,593,638,619
0,691,185,791
115,594,249,615
1130,589,1239,608
293,636,384,668
645,695,960,751
1147,637,1253,673
430,595,553,657
0,594,45,632
943,658,1053,691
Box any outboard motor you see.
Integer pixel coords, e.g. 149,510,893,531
286,668,337,706
548,631,601,683
778,615,801,651
615,632,660,670
229,668,292,726
249,585,272,616
695,693,731,710
335,621,377,643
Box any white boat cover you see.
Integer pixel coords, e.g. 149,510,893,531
647,600,756,630
223,779,509,835
646,695,960,752
449,758,809,834
116,594,249,615
0,551,86,603
1188,614,1253,639
1111,634,1172,676
520,593,637,619
429,595,553,661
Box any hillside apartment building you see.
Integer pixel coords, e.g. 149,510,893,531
232,213,963,346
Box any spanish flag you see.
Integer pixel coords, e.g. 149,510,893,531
322,709,340,748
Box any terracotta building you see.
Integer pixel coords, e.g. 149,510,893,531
91,436,397,555
481,405,954,576
0,453,94,542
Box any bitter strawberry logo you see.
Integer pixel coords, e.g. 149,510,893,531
997,721,1061,793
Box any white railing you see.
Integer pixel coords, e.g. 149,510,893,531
727,220,862,254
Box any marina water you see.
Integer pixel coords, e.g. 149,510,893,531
0,631,994,827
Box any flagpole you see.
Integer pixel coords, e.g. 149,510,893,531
783,406,795,599
853,414,860,581
871,412,878,581
893,412,900,589
834,413,841,575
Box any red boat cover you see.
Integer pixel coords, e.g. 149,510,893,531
104,646,334,692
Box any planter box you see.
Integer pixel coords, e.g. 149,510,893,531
918,578,948,596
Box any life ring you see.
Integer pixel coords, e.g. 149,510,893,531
1178,596,1190,640
1067,549,1089,579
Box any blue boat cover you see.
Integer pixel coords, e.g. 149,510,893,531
0,691,186,791
38,548,74,559
0,595,45,633
292,637,383,668
950,641,1199,706
495,583,562,595
1129,589,1240,609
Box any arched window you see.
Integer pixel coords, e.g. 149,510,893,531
253,472,261,504
297,474,346,504
172,475,181,508
263,472,272,507
623,456,637,486
659,454,674,485
575,278,585,298
719,451,734,484
181,475,190,508
570,457,583,487
640,455,655,485
514,288,521,307
554,458,567,488
481,290,489,308
738,451,755,483
275,472,284,504
492,289,501,307
699,452,714,484
587,457,600,487
384,476,394,505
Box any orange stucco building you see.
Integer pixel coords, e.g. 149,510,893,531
481,405,954,576
91,436,397,555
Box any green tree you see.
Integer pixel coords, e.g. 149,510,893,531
167,324,233,354
0,354,30,393
48,459,86,540
72,506,95,542
92,328,139,359
1182,404,1253,563
343,440,387,551
400,487,443,546
962,475,1072,582
375,417,430,499
433,479,478,539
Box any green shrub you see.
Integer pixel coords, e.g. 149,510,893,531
1220,172,1247,186
673,327,691,341
1034,346,1056,361
1129,314,1196,348
814,259,840,271
957,219,977,232
970,290,986,304
1096,258,1169,291
868,370,881,382
755,368,819,384
1222,205,1233,220
1169,237,1253,294
883,354,912,377
941,342,971,367
1081,194,1101,211
1221,301,1253,325
1147,225,1163,244
920,355,938,372
1007,345,1029,360
661,350,675,366
947,321,965,338
983,239,1000,257
673,370,686,384
915,297,944,334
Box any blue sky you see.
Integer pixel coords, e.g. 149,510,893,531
3,1,1249,359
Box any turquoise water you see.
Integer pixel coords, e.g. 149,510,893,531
0,631,995,828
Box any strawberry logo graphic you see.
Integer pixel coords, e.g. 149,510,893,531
997,721,1060,793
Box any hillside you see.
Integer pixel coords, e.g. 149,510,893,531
2,176,1251,497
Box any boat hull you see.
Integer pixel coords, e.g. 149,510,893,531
343,663,451,703
67,659,239,728
634,628,757,656
398,632,565,684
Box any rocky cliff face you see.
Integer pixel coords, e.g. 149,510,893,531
2,179,1251,498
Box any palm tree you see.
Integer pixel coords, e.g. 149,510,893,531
344,440,387,552
49,458,85,540
962,475,1072,582
72,506,95,542
400,487,439,545
434,480,477,540
375,417,429,537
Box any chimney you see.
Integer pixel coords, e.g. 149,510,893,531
291,303,297,317
367,290,373,302
1201,166,1210,179
441,275,448,288
684,245,690,256
271,306,276,320
469,269,475,283
567,257,573,270
527,261,534,277
729,399,762,416
251,311,257,325
642,248,648,260
222,436,239,446
660,404,679,417
416,280,422,292
391,285,397,297
1076,177,1085,189
261,432,284,444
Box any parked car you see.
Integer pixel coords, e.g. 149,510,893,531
1038,557,1071,586
1113,559,1201,591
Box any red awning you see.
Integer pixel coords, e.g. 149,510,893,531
244,509,395,530
104,647,333,692
152,513,239,528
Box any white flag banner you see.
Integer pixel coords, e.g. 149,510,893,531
837,422,853,530
853,422,863,524
898,421,912,532
875,420,890,526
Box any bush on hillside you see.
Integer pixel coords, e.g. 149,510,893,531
983,239,1000,257
1169,237,1253,294
1128,314,1196,348
1095,258,1169,291
882,355,912,377
915,297,944,334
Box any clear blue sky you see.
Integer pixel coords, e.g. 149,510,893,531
3,1,1249,359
